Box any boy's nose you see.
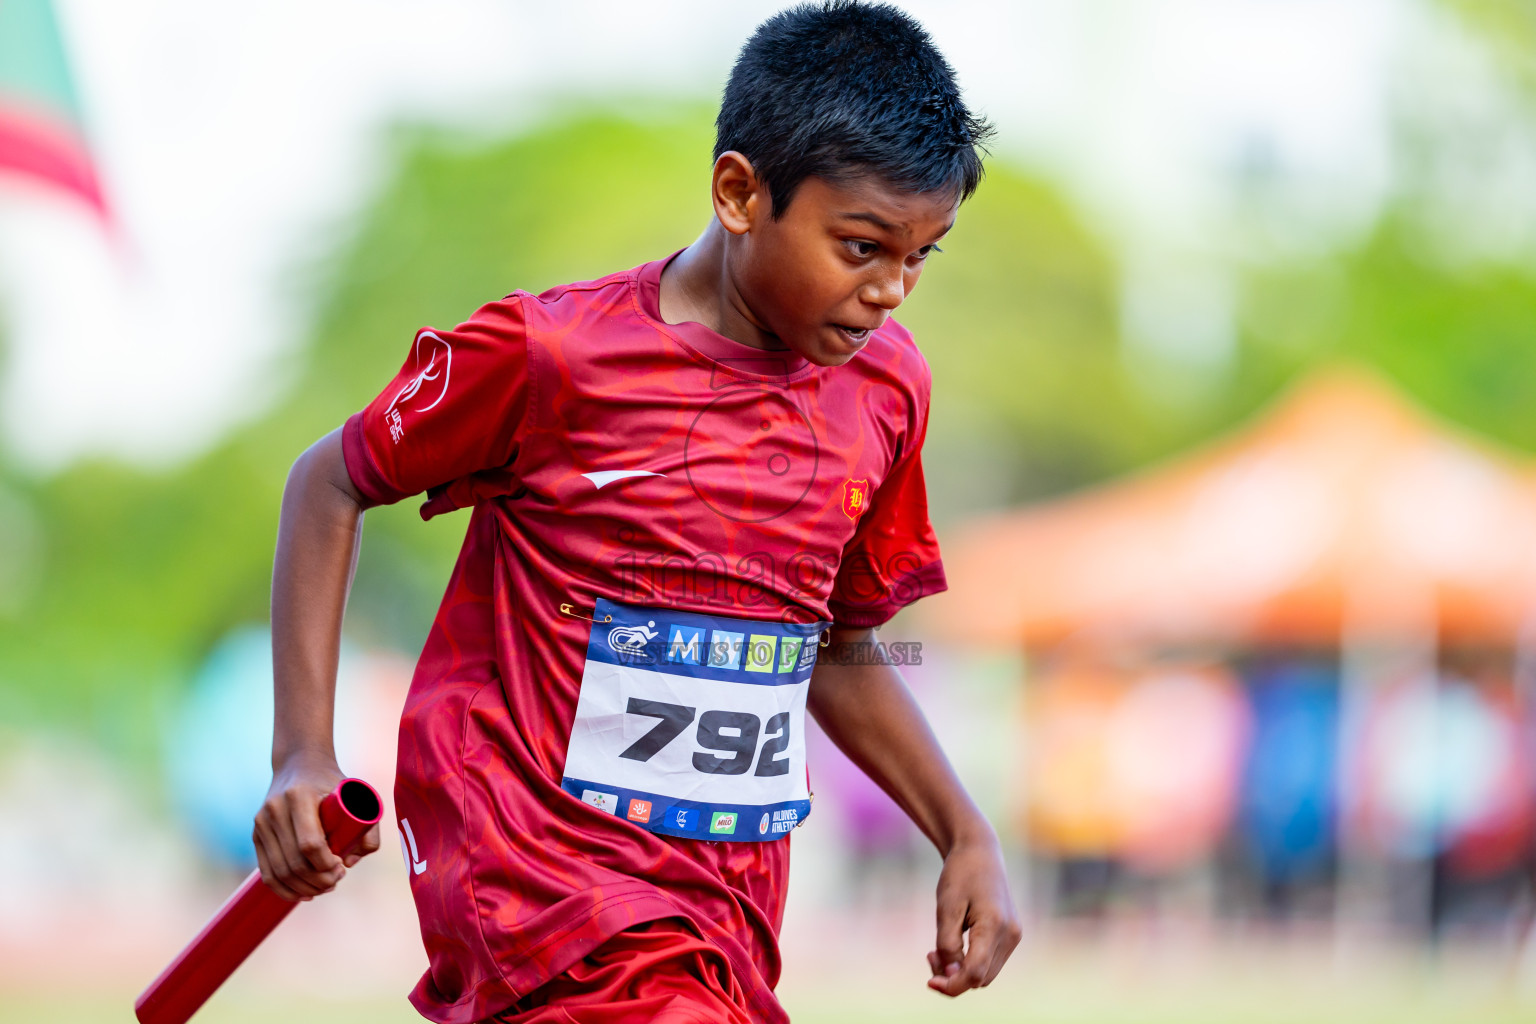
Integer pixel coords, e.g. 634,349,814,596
863,266,905,311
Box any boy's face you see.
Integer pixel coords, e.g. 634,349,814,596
722,166,959,367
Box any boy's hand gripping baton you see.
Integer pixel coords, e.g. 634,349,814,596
134,778,383,1024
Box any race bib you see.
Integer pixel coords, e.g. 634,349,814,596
560,598,825,841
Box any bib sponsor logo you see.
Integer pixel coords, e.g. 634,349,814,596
745,634,777,673
666,625,704,666
707,630,745,670
581,789,618,814
759,812,770,835
710,810,738,835
608,620,658,656
777,637,802,673
767,808,800,834
627,798,652,823
670,807,699,832
588,602,821,682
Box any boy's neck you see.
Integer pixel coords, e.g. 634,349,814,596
657,223,790,353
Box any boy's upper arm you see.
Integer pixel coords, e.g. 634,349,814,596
342,295,532,511
314,427,368,507
827,374,947,628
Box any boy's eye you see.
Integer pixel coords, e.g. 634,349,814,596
914,244,943,259
845,239,879,258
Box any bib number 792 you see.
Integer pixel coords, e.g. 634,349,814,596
618,698,790,777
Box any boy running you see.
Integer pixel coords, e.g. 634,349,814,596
254,2,1020,1021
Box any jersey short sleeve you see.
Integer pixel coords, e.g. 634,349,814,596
342,295,531,516
826,402,948,629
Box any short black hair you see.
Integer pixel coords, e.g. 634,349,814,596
715,1,993,218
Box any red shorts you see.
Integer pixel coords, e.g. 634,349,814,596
485,919,757,1024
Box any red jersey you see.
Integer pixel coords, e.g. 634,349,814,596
343,253,946,1024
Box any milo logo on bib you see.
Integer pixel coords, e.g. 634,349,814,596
560,598,823,842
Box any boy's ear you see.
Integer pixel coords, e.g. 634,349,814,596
712,151,764,235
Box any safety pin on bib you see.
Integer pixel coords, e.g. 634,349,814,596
560,602,612,624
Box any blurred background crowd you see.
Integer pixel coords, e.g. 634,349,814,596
4,1,1536,1021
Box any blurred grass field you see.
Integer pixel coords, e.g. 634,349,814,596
2,989,1528,1024
6,946,1533,1024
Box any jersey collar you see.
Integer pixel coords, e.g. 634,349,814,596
634,250,813,382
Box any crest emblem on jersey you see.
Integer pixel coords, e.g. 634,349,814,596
841,479,870,520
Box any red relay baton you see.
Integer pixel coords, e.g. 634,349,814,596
135,778,383,1024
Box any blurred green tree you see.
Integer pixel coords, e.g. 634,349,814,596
1,106,1144,745
1446,0,1536,95
1243,216,1536,451
5,98,1536,761
1,108,721,749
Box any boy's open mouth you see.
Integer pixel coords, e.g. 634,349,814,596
833,325,874,346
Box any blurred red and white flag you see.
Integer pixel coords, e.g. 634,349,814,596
0,0,108,218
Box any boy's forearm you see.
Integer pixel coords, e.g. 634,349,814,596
254,427,381,901
806,627,995,856
270,428,366,768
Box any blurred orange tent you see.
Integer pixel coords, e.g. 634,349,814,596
926,367,1536,649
